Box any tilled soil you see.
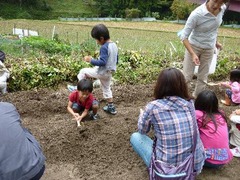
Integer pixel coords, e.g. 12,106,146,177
0,82,239,180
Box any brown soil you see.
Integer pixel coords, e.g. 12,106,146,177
0,82,239,180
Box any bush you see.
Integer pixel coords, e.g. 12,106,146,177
125,8,141,19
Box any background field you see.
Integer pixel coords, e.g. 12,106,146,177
0,19,239,55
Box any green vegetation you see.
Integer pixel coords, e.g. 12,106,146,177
0,1,97,20
0,0,239,23
0,20,239,92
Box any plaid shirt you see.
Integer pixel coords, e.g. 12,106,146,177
138,96,206,174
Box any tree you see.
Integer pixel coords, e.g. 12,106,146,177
170,0,196,20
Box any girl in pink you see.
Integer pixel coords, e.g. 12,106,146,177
195,90,233,168
220,69,240,106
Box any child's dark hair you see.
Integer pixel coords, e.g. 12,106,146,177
195,90,226,133
91,24,110,41
77,79,93,92
230,69,240,83
154,68,192,100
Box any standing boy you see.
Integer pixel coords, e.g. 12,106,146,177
67,79,99,123
77,24,118,115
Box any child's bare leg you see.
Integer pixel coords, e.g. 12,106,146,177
106,98,113,104
92,104,98,115
221,93,231,106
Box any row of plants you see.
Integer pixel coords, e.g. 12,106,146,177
1,35,239,92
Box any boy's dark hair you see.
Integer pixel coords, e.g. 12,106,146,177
77,79,93,92
154,68,191,100
0,51,5,63
230,69,240,83
195,90,226,133
91,24,110,41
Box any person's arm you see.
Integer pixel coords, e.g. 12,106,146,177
219,81,231,88
67,101,81,121
195,110,203,129
182,39,200,65
83,45,108,66
80,109,89,119
138,104,152,134
179,10,200,66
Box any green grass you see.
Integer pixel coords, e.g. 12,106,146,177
0,1,97,20
44,0,98,18
0,20,239,59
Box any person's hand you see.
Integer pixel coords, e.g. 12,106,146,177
219,82,230,88
73,113,82,121
83,56,92,63
140,108,144,116
192,54,200,66
233,109,240,115
216,42,223,50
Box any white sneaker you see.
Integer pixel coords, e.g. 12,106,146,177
67,85,77,92
230,147,240,157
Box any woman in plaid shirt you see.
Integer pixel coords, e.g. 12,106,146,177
130,68,206,178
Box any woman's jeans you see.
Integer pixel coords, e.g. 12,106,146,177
130,132,153,167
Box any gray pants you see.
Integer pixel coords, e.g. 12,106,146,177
183,44,214,97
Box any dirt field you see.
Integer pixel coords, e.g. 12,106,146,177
0,81,239,180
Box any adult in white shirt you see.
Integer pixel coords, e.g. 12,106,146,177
179,0,228,97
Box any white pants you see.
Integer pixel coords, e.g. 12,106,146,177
77,67,113,99
0,82,7,94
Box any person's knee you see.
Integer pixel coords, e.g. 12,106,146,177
130,132,141,144
92,104,99,111
77,69,87,80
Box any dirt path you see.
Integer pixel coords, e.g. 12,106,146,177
0,82,239,180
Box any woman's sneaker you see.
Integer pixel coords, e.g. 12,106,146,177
103,103,117,115
230,146,240,157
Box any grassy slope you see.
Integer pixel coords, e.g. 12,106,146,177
45,0,95,15
0,1,97,19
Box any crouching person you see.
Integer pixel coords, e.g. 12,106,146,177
67,79,100,126
130,68,206,180
0,102,46,180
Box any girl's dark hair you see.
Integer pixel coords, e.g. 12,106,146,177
91,24,110,41
230,69,240,83
194,90,226,133
77,79,93,92
154,68,191,100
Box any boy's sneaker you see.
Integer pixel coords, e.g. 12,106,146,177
103,103,117,115
92,114,100,120
67,85,77,92
89,111,100,120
